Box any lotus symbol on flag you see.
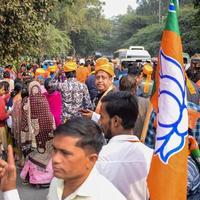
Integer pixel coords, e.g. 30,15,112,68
155,50,188,164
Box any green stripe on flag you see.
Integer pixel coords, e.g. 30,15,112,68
165,0,180,35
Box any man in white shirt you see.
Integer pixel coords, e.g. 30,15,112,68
0,118,126,200
96,91,153,200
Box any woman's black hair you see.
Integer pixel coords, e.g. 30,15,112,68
11,82,23,97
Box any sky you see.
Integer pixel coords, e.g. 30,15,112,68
100,0,138,18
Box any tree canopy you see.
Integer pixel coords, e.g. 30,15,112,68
0,0,50,63
0,0,200,64
104,0,200,56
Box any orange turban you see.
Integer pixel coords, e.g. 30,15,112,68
95,57,114,77
64,61,77,72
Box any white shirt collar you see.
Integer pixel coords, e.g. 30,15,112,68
75,166,99,197
108,135,140,143
59,166,99,199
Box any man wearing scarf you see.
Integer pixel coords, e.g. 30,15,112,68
81,57,116,122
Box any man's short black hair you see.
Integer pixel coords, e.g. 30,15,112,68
128,63,142,76
54,117,105,154
5,64,12,69
101,91,138,129
3,71,10,78
65,71,76,79
119,75,137,94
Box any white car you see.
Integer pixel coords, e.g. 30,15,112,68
42,60,54,67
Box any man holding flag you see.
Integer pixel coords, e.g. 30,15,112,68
147,0,188,199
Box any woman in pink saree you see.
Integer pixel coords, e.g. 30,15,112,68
44,78,62,127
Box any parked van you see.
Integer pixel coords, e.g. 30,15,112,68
113,47,151,67
129,46,145,50
121,49,151,67
113,49,128,65
113,49,128,59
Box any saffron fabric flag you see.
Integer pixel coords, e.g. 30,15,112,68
147,1,188,200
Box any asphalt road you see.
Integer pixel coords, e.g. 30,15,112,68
0,170,49,200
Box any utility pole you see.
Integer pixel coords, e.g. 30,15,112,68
158,0,161,24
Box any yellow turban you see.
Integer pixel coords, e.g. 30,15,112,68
35,68,46,76
95,62,115,77
95,57,109,69
48,65,58,73
35,68,50,79
64,61,77,72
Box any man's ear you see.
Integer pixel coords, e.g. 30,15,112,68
112,115,122,128
86,153,98,169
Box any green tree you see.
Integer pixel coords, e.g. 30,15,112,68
105,12,155,53
51,0,111,56
122,23,163,56
136,0,192,21
179,5,200,55
0,0,53,64
39,24,71,59
121,3,199,57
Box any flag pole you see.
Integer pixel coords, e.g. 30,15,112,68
140,101,153,143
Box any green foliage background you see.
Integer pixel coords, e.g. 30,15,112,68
0,0,199,64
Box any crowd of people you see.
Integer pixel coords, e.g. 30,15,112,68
0,56,199,200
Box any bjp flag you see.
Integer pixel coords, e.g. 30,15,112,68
147,1,188,200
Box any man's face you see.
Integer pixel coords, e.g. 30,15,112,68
95,71,112,93
52,135,93,181
99,103,113,140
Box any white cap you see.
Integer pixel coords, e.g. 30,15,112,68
79,58,85,65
